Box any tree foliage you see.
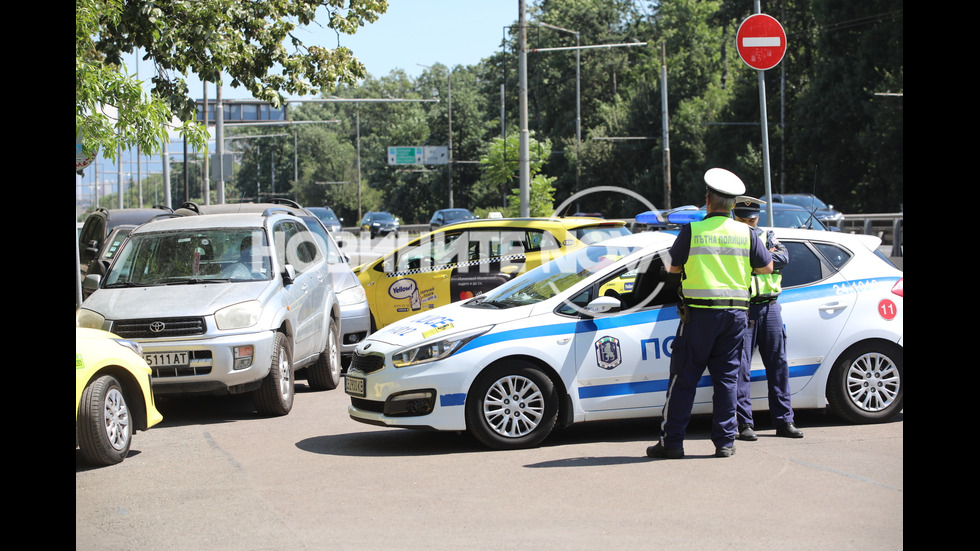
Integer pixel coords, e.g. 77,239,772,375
76,0,388,163
88,0,902,217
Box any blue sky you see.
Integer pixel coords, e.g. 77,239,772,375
78,1,520,199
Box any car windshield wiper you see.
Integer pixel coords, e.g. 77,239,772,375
103,281,152,288
468,295,508,309
159,277,230,285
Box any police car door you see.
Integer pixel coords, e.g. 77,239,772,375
570,252,680,415
768,238,858,395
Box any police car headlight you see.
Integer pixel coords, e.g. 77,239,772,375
392,326,492,368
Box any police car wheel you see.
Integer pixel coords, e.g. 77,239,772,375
465,361,558,450
826,341,903,424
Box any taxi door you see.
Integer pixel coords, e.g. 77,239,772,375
570,253,681,414
371,231,464,327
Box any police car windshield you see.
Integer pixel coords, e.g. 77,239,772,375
470,244,639,308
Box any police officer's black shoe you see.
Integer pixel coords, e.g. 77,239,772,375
776,422,804,438
714,446,736,458
646,443,684,459
738,423,758,441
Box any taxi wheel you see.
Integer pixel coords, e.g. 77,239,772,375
827,341,903,424
466,361,558,450
253,332,294,416
77,375,132,466
307,318,341,391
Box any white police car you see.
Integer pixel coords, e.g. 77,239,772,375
345,228,903,449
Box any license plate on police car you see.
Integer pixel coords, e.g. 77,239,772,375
345,375,365,397
144,351,189,367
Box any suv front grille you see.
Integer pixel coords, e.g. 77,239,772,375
351,351,385,374
112,317,207,339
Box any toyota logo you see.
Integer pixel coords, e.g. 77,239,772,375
149,321,166,333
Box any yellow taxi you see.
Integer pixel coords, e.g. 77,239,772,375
76,327,163,466
353,217,630,329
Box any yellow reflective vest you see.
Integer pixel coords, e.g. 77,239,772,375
682,216,754,310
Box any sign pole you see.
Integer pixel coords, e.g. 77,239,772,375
737,6,786,228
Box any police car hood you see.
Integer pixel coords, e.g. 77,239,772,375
82,280,277,319
363,300,529,348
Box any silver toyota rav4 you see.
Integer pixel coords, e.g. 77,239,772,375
77,209,342,416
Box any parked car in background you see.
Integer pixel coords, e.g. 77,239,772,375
81,225,136,299
353,217,631,329
76,327,163,466
635,202,833,231
78,209,343,415
359,211,400,238
78,206,174,276
307,206,343,232
171,200,371,369
771,193,843,226
429,208,476,230
346,228,903,450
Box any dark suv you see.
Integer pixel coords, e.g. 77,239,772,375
78,206,174,276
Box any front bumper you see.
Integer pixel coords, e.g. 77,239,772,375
136,330,277,396
344,355,471,432
339,300,371,357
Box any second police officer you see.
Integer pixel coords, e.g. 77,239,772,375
732,196,804,440
646,168,773,459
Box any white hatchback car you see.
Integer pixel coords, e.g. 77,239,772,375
345,228,903,449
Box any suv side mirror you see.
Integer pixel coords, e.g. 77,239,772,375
282,264,297,285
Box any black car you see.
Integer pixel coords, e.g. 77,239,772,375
770,193,843,227
307,206,343,232
359,211,400,238
429,208,475,230
78,206,174,275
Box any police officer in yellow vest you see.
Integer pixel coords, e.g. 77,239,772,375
732,196,804,440
647,169,773,459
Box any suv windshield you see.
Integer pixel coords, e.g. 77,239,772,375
104,228,272,286
469,244,640,308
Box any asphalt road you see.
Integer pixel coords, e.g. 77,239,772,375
76,378,903,550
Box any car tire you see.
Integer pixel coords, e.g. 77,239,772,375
77,375,132,466
465,360,558,450
826,341,903,424
307,317,341,391
253,331,295,416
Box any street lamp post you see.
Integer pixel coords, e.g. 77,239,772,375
419,63,454,209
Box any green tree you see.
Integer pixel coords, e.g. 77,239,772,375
479,132,555,216
77,0,388,163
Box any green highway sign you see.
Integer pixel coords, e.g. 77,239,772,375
387,146,423,165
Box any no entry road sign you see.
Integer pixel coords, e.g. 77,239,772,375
737,13,786,71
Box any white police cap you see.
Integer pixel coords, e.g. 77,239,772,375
704,168,746,198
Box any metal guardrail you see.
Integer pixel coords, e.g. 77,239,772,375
344,213,905,259
830,213,903,258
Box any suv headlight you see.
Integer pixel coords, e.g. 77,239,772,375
215,300,262,330
392,326,492,368
76,308,106,330
337,285,367,306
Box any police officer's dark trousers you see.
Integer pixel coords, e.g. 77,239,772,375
661,307,745,450
737,301,794,426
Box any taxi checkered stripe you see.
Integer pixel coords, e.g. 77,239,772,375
384,254,527,278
